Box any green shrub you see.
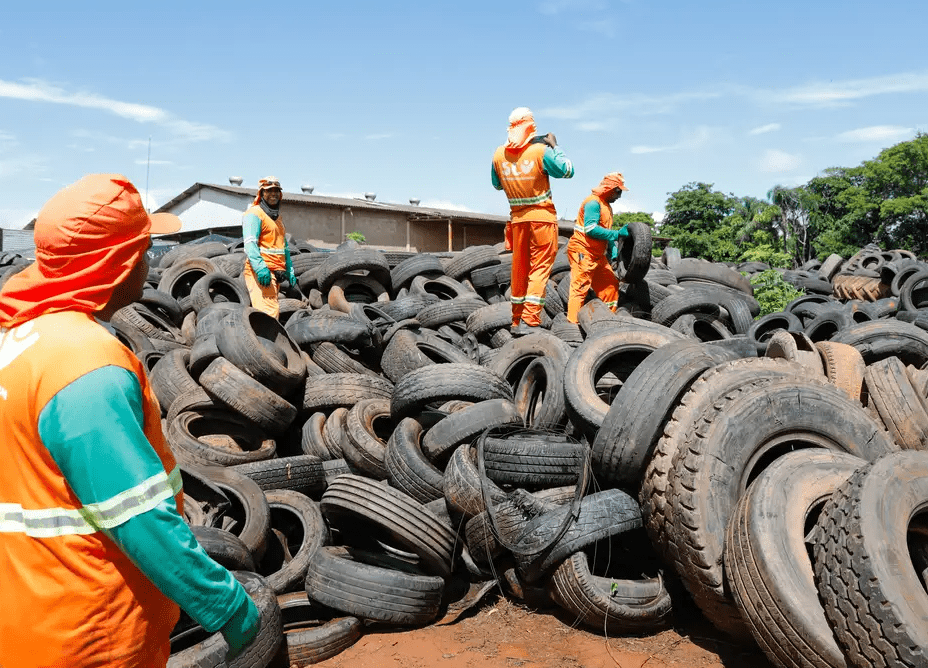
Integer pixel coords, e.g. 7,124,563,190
346,231,366,244
749,269,805,317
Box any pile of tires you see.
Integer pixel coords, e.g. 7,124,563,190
6,231,928,668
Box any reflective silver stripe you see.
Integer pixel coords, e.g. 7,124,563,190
525,295,546,306
573,224,587,234
508,190,552,206
260,247,287,255
244,236,258,244
0,467,181,538
510,295,526,304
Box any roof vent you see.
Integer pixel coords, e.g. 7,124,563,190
229,176,244,186
301,185,314,194
363,192,377,201
409,198,420,206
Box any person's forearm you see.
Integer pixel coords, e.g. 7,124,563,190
543,146,574,179
243,214,269,273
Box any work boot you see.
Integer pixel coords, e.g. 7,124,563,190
511,321,540,337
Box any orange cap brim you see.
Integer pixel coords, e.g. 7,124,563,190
149,212,182,234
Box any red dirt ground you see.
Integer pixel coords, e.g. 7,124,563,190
310,594,775,668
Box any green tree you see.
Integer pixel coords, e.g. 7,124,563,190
659,182,737,261
346,231,366,244
612,211,656,229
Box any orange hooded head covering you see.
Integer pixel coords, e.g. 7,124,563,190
592,172,629,198
506,107,537,150
253,176,282,206
0,174,181,328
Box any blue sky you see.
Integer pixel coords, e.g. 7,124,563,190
1,0,926,229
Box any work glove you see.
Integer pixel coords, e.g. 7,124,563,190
616,224,631,238
255,265,272,287
221,596,261,661
605,229,622,242
288,269,298,287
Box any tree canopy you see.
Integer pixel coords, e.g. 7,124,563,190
656,133,928,267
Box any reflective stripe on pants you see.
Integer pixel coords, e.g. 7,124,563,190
510,220,558,327
566,245,620,323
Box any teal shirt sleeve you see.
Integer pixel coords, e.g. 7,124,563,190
491,163,503,190
38,366,251,633
242,213,269,275
542,145,575,179
583,200,613,240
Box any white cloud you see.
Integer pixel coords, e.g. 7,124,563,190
134,159,173,165
364,133,393,140
836,125,914,143
538,0,607,15
575,121,612,132
0,78,230,142
759,149,802,173
749,123,781,135
630,126,716,154
416,199,473,212
759,71,928,108
0,208,39,229
577,19,615,38
541,90,722,121
651,211,665,224
0,131,16,146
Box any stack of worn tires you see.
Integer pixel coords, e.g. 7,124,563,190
6,228,928,668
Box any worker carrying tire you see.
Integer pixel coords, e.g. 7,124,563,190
242,176,297,318
0,174,260,667
566,172,630,323
491,107,574,336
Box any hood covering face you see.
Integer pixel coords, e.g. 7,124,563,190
0,174,180,328
592,172,629,198
506,107,537,150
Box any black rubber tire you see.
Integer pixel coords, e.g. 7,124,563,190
286,311,380,351
182,464,271,563
320,474,458,579
150,349,198,417
832,320,928,367
416,296,487,329
465,301,513,338
863,355,928,450
310,340,380,376
341,398,394,479
188,271,250,312
390,253,445,293
487,331,573,390
216,307,306,396
317,248,391,295
199,357,297,433
390,362,513,422
563,326,681,435
380,328,472,384
326,275,390,313
513,356,568,429
139,287,185,327
320,407,348,459
167,409,277,468
514,488,642,583
748,311,804,354
274,591,362,665
441,444,507,526
724,450,865,668
666,376,895,640
615,221,652,284
650,290,723,327
481,431,586,491
421,398,524,468
301,373,394,413
444,245,501,281
230,455,327,498
301,413,332,461
305,546,444,626
549,550,672,634
188,333,222,380
379,294,440,321
256,489,328,595
384,417,445,504
672,258,752,295
592,340,740,491
168,572,281,668
190,526,256,572
158,257,219,302
813,451,928,668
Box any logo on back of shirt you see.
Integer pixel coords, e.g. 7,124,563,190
500,159,535,179
0,322,40,399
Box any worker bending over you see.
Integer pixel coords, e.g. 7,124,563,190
566,172,630,323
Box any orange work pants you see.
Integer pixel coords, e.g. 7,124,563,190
243,261,280,318
566,243,620,323
510,220,558,327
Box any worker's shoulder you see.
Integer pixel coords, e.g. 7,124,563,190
34,311,139,366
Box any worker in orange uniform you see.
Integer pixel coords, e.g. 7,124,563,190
243,176,297,318
566,172,630,323
0,174,261,667
492,107,574,336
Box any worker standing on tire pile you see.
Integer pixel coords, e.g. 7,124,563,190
492,107,574,336
565,172,630,323
242,176,297,319
0,174,260,667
